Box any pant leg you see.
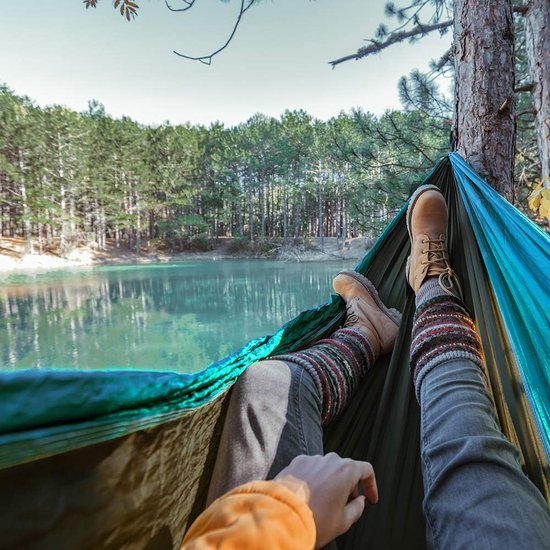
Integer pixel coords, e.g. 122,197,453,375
419,358,550,549
207,359,323,504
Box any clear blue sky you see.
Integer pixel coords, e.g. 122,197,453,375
0,0,451,126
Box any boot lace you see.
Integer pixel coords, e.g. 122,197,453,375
421,238,463,298
343,304,359,328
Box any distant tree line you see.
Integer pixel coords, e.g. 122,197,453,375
0,86,449,256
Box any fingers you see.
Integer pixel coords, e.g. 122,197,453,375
345,460,378,505
343,495,366,529
362,472,378,505
276,453,378,547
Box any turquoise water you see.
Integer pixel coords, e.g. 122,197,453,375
0,260,354,373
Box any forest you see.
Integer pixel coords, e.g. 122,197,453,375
0,1,547,257
0,86,450,255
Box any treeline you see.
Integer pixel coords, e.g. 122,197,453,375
0,85,448,255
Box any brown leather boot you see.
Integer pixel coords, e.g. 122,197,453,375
406,184,462,298
332,271,401,356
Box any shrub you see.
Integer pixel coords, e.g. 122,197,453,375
227,238,252,254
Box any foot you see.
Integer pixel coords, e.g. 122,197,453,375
406,185,462,298
332,272,401,356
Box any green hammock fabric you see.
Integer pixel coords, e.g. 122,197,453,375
0,154,548,549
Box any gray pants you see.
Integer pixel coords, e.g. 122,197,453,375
207,360,322,501
207,359,550,549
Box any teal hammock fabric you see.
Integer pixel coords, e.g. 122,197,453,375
0,153,548,471
449,153,550,458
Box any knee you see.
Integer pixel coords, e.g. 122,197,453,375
233,360,292,402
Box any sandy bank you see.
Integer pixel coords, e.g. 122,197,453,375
0,237,369,274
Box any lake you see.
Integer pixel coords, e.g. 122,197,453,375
0,260,355,373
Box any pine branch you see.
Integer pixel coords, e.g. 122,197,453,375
513,5,529,15
434,47,452,71
173,0,256,64
515,82,534,93
515,109,536,118
329,19,453,68
165,0,196,13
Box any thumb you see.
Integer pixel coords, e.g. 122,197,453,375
343,495,366,530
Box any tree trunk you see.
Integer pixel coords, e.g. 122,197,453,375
69,193,76,249
294,202,301,239
57,138,71,257
20,182,33,254
452,0,516,200
248,192,254,242
283,189,289,242
46,206,54,248
342,197,348,241
18,151,34,254
259,182,266,239
37,222,44,254
60,182,68,257
526,0,550,181
237,199,244,237
135,190,141,255
100,208,106,250
317,184,324,251
266,180,272,237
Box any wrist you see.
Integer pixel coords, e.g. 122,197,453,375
273,474,311,506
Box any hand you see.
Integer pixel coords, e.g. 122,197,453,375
274,452,378,548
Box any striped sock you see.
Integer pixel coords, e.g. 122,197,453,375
415,276,448,306
410,289,484,401
271,328,377,426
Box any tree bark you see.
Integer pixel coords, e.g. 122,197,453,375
317,184,324,251
59,182,68,256
525,0,550,181
237,198,244,237
57,138,71,257
248,191,254,242
20,180,33,254
259,181,266,239
18,150,34,254
135,190,141,255
452,0,516,200
283,189,289,242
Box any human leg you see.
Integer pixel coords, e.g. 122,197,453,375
207,358,323,503
407,186,550,549
207,272,401,503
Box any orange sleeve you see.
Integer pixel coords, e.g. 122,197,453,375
180,480,316,550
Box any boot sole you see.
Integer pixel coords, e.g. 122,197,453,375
405,184,442,287
335,271,402,327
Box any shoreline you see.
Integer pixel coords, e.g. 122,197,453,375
0,236,368,275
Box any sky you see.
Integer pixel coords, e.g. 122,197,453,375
0,0,452,126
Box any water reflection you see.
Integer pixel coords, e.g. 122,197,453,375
0,261,354,373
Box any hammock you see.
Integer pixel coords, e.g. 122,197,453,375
0,153,548,549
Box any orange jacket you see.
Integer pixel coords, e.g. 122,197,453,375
180,480,316,549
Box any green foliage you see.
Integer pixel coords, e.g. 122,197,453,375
226,237,250,255
226,237,281,257
183,234,214,252
0,83,457,252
